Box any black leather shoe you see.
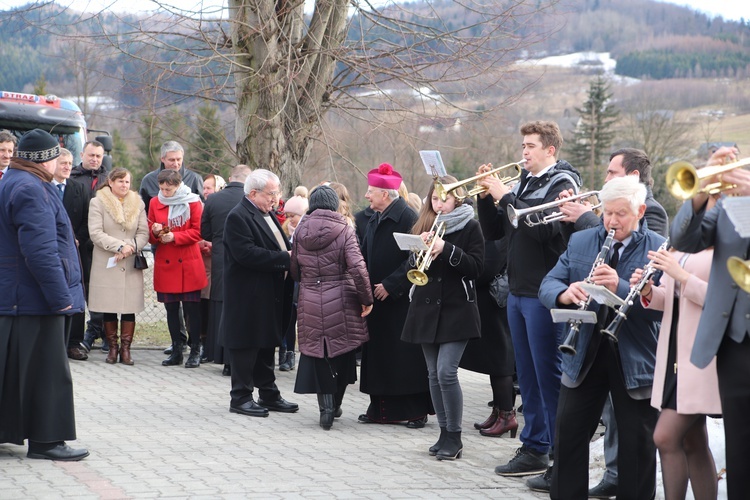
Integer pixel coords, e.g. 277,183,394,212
222,364,231,376
588,479,617,498
67,347,88,361
257,397,299,413
27,442,89,461
406,415,428,429
229,400,269,417
358,414,376,423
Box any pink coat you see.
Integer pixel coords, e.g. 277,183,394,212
644,249,721,414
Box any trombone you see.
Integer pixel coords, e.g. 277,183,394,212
407,213,445,286
666,158,750,200
507,191,601,228
434,160,525,202
728,256,750,293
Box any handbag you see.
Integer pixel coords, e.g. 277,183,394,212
133,240,149,270
488,271,509,308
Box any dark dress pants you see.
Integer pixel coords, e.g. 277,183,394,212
717,335,750,500
551,339,658,500
229,347,281,406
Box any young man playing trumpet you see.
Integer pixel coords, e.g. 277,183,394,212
477,120,581,477
539,176,665,499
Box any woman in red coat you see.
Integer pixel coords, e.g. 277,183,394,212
148,169,207,368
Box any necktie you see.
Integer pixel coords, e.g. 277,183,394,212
609,242,623,270
56,183,65,200
0,170,4,180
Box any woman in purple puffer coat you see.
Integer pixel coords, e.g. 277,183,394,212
291,185,374,430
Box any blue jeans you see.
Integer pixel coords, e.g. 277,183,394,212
507,293,563,454
422,340,468,432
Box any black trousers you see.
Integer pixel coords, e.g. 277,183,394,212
717,335,750,500
228,347,280,406
551,339,658,500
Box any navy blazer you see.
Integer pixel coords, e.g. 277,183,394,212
671,198,750,368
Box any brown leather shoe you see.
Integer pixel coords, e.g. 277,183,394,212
480,409,518,438
474,407,499,430
67,347,88,361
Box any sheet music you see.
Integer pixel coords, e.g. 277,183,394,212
393,232,428,252
419,150,447,177
579,283,626,309
723,197,750,237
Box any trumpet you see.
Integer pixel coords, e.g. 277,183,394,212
558,229,616,355
666,157,750,200
434,160,525,202
507,191,601,228
407,213,445,286
728,256,750,293
602,238,670,342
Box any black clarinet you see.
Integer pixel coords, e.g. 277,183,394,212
601,238,670,342
558,229,616,355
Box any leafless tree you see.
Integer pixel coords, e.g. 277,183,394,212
14,0,560,192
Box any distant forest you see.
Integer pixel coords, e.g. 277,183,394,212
1,0,749,101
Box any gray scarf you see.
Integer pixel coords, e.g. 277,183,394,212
157,183,201,227
439,203,475,234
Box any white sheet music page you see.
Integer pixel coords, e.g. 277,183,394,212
419,150,447,177
723,197,750,237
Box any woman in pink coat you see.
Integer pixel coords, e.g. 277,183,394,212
635,247,720,500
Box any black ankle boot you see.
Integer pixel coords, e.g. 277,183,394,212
185,342,201,368
317,393,335,430
429,427,447,456
162,342,184,366
436,431,463,461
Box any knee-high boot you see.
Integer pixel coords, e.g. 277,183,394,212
119,320,135,365
104,321,119,364
317,394,335,430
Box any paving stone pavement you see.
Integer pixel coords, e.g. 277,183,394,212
0,349,606,499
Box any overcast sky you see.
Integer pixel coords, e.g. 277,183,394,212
0,0,748,21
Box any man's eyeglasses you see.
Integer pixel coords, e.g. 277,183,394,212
260,190,280,198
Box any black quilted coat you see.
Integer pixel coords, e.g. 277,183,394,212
290,209,373,359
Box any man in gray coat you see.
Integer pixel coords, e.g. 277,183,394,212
670,146,750,500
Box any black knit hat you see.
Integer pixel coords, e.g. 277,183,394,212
308,185,340,213
16,129,60,163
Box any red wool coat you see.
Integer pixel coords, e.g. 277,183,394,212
148,198,207,294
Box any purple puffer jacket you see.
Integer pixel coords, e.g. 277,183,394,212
290,209,373,358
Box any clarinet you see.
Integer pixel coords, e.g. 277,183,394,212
558,229,616,355
601,238,670,342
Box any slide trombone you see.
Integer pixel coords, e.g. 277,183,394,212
666,157,750,200
507,191,601,228
434,160,525,202
728,257,750,293
407,213,445,286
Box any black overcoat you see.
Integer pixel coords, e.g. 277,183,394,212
221,197,293,350
401,218,484,344
201,182,244,302
359,197,428,395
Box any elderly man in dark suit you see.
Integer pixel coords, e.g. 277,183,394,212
221,168,298,417
53,148,91,361
201,164,252,372
671,146,750,500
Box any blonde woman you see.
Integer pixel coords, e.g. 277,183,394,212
88,168,149,365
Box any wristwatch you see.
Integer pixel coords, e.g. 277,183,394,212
117,245,123,253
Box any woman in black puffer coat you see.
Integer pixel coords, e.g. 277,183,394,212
290,185,374,430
